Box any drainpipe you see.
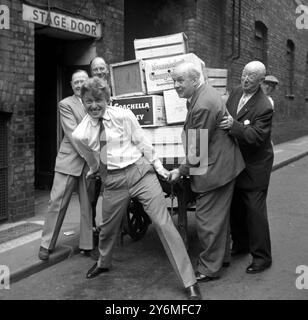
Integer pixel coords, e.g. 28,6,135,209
226,0,236,60
232,0,241,61
226,0,241,61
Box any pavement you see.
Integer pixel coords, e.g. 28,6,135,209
1,135,308,286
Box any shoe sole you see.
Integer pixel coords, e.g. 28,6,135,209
246,266,271,274
196,276,219,283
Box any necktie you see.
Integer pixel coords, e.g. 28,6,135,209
99,119,107,180
237,94,249,114
186,100,191,110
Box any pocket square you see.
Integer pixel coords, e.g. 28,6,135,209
244,120,250,125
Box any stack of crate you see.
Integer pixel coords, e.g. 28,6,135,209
109,33,228,164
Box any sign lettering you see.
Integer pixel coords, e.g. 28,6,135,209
22,4,101,38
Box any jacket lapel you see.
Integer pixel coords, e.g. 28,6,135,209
229,88,242,118
184,84,205,128
71,95,86,121
236,87,262,120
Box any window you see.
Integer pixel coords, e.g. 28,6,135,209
286,40,295,97
254,21,268,66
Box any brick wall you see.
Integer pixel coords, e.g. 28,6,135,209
0,0,123,221
178,0,308,143
219,0,308,144
0,0,35,221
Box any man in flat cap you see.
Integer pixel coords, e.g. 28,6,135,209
261,75,279,109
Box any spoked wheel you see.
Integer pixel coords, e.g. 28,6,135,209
123,199,151,241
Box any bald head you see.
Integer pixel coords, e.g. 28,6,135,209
244,61,266,77
241,61,266,94
171,62,201,99
90,57,109,79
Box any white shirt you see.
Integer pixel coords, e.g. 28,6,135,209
72,105,163,172
237,92,255,114
267,96,274,109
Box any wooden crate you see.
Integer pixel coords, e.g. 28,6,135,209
143,126,185,165
134,32,189,60
163,89,187,124
110,59,147,98
112,95,166,127
144,53,205,94
206,68,228,95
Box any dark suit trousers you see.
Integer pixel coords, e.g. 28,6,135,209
195,180,235,277
87,177,102,228
230,187,272,265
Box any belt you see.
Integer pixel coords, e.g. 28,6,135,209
107,161,137,174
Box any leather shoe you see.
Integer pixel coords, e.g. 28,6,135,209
246,262,271,274
86,263,109,279
185,284,202,300
38,246,50,261
195,271,219,283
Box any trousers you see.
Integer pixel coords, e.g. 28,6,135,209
97,157,196,288
41,165,93,251
195,180,235,277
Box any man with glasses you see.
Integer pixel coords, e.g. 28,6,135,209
219,61,274,274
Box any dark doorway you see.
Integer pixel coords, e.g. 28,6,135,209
34,34,60,190
34,32,92,190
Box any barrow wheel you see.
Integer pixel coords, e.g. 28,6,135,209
123,199,151,241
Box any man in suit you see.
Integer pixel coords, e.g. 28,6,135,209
38,70,93,260
90,57,109,81
219,61,273,274
261,75,279,109
170,63,245,282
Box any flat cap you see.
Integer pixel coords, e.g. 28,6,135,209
264,75,279,84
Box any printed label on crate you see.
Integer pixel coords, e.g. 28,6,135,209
112,96,166,127
144,53,205,94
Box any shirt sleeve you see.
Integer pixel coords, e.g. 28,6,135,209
124,109,159,163
72,116,100,173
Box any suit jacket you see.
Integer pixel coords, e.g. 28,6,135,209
226,86,274,190
54,95,87,176
179,83,245,193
